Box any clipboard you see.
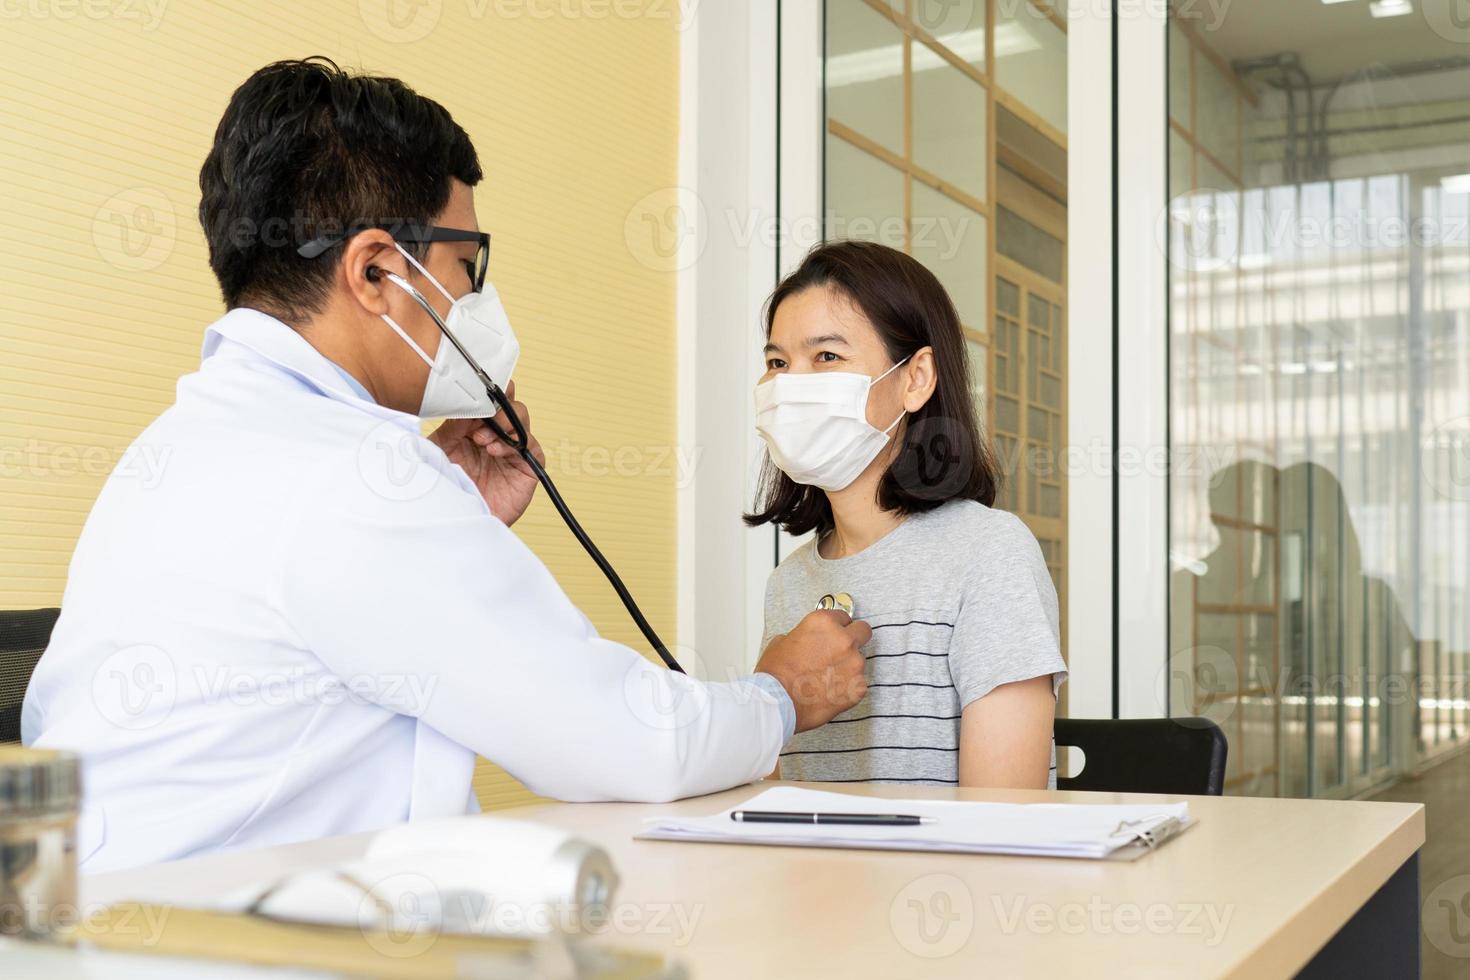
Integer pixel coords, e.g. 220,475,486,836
1102,815,1196,861
637,787,1197,861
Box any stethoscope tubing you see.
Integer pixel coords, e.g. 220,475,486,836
398,282,686,674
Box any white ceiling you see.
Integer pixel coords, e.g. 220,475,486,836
1194,0,1469,87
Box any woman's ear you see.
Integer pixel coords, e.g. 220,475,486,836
902,345,938,413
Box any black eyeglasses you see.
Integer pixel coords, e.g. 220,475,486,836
297,223,491,292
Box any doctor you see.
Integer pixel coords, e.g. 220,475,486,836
22,57,870,873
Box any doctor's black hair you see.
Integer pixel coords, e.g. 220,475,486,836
743,240,1001,539
198,56,482,322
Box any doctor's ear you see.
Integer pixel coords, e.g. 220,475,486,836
901,346,938,413
342,229,402,314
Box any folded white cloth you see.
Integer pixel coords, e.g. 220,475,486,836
222,815,618,938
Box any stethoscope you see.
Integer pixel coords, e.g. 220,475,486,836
388,275,687,674
815,593,854,617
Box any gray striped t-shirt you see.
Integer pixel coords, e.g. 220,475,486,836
762,500,1067,786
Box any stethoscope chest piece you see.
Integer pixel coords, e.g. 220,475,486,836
815,592,855,617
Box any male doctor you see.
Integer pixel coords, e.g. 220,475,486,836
22,58,870,873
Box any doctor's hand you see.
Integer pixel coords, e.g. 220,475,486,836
429,381,545,527
755,609,871,733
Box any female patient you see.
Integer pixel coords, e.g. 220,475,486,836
748,240,1066,788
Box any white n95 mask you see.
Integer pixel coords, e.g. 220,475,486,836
379,242,520,419
754,357,909,492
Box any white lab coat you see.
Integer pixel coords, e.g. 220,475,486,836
22,308,785,874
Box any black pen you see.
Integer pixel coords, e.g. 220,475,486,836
730,810,934,826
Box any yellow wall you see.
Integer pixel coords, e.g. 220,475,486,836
0,1,681,810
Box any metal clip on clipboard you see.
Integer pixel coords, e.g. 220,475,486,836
1113,815,1186,851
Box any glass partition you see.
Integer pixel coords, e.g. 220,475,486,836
1166,1,1470,798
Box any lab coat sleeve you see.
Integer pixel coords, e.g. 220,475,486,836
276,440,786,803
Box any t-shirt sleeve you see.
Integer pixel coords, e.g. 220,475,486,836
948,512,1069,709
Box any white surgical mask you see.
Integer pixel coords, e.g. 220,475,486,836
379,242,520,419
754,357,910,492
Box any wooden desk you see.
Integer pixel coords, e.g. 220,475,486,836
85,781,1424,979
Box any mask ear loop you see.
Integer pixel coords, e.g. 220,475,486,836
874,354,912,433
393,241,457,306
873,354,912,385
381,270,530,452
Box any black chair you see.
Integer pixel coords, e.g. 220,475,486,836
1054,717,1228,796
0,608,60,743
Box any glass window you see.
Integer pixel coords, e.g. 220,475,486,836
912,57,987,203
825,134,906,249
910,182,987,330
1170,132,1192,199
1168,21,1190,129
996,276,1020,318
1195,54,1239,180
993,2,1066,135
996,205,1063,283
1166,3,1470,801
825,1,905,153
911,0,986,67
964,334,988,430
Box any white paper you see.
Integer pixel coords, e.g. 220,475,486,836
637,787,1192,859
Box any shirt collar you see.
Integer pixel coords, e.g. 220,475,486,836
324,359,376,405
201,307,399,419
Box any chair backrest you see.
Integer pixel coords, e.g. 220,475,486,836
0,608,60,743
1054,717,1228,796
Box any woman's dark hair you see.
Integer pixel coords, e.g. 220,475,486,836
744,240,1000,538
198,57,482,321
